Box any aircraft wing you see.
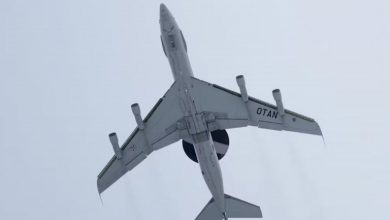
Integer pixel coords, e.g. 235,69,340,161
97,82,187,194
190,77,322,136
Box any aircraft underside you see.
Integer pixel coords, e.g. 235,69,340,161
96,3,322,220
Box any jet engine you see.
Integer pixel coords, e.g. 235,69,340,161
182,129,229,163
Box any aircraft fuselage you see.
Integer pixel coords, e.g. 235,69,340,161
160,4,227,216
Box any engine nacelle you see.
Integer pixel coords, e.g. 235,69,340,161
109,132,122,159
236,75,249,102
182,130,230,163
272,89,285,117
131,103,144,130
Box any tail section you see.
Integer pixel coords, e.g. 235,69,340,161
224,194,262,218
195,194,262,220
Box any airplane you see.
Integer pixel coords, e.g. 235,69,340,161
97,3,322,220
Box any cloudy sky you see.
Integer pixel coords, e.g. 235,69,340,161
1,0,389,219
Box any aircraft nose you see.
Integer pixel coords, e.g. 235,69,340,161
159,3,176,32
160,3,168,15
160,3,173,22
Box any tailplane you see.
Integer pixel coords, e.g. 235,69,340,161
195,194,262,220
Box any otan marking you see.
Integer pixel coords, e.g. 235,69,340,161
256,108,278,119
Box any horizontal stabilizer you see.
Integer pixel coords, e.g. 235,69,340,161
196,198,221,220
196,194,262,220
225,194,262,218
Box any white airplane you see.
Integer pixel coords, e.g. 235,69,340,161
97,4,322,220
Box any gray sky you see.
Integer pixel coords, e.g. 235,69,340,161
1,0,389,219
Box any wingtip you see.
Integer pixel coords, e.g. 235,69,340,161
97,178,104,194
314,121,326,147
313,120,323,135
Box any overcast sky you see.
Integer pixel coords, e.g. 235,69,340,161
1,0,389,219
